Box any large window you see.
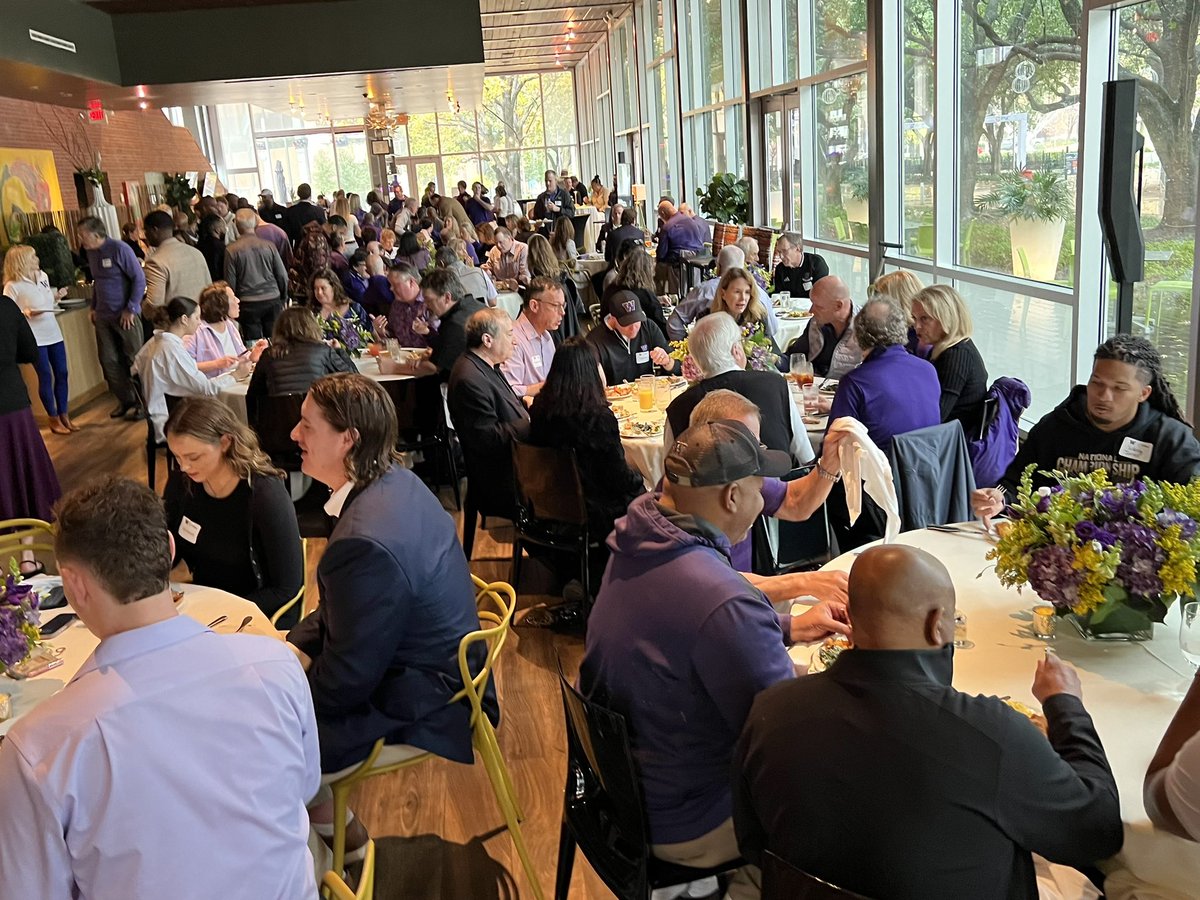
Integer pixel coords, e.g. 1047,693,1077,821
812,73,869,244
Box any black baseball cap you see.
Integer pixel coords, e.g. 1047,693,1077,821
665,420,792,487
603,289,646,327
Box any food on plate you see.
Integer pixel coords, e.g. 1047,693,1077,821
819,383,838,395
802,415,825,426
817,635,851,669
606,383,636,399
620,420,664,438
1003,697,1049,735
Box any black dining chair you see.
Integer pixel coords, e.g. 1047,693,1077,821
378,375,461,509
132,377,178,491
750,464,835,576
250,392,331,539
554,666,744,900
510,441,592,600
761,851,873,900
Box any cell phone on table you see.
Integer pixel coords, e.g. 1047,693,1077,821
40,612,78,638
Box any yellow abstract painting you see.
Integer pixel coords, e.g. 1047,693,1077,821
0,148,64,244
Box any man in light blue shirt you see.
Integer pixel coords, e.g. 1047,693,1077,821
0,476,320,900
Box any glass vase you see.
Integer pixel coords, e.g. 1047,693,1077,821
1069,605,1155,642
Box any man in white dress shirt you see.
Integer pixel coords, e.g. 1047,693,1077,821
0,476,320,900
501,276,565,400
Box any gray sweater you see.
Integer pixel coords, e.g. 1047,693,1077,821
224,234,288,302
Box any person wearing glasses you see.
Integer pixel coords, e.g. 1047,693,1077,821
500,276,566,400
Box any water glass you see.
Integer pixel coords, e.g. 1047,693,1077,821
802,382,819,414
386,339,402,362
654,377,672,410
638,374,656,411
1180,602,1200,670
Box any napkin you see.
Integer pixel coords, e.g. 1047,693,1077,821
829,417,900,543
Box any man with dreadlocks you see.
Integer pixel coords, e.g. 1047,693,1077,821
973,334,1200,524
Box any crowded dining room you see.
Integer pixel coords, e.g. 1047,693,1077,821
6,0,1200,898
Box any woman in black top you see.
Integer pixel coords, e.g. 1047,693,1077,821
0,295,61,572
911,284,990,435
773,231,829,299
611,247,669,335
247,306,355,406
530,337,645,584
164,397,304,625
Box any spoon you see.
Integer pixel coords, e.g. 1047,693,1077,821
233,616,254,634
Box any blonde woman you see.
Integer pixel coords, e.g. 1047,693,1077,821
163,397,304,625
871,269,925,353
709,266,778,340
911,284,990,432
3,245,73,432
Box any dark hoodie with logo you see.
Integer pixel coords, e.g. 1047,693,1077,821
579,492,795,845
999,384,1200,497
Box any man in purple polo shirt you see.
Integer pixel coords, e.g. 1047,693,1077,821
581,420,850,900
77,216,146,419
500,276,564,400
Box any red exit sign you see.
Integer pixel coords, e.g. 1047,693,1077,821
86,99,105,122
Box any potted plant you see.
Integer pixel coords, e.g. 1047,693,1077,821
975,171,1072,281
696,172,750,251
840,168,870,225
164,173,198,223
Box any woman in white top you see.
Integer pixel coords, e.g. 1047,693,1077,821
2,245,73,434
494,183,517,220
187,281,267,377
132,296,240,442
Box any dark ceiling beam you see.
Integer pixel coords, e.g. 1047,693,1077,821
479,1,628,14
481,21,606,31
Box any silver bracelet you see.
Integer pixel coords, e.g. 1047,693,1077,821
816,462,841,483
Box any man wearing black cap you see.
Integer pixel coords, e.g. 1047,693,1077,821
585,288,679,385
580,420,850,899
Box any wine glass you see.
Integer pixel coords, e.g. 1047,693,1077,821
1180,602,1200,671
789,353,812,389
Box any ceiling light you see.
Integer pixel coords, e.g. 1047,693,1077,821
138,100,149,109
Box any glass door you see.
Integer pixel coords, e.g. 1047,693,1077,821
397,157,443,198
761,93,801,230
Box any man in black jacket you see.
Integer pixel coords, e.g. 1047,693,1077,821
605,206,645,266
257,189,289,231
447,308,530,517
285,182,326,244
733,545,1123,900
411,268,486,378
585,289,678,385
974,334,1200,524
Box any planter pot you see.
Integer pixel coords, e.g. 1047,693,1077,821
1008,217,1066,282
1069,606,1154,642
841,193,869,226
84,179,121,243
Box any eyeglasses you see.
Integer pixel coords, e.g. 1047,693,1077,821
535,300,566,311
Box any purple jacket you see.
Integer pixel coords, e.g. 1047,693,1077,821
579,492,795,844
827,344,942,452
969,377,1031,488
87,238,145,321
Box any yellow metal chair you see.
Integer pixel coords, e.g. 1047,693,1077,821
270,538,309,628
0,518,55,573
322,838,375,900
324,577,543,900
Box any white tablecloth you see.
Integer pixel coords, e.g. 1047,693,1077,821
799,528,1200,900
577,207,605,254
775,313,813,354
220,355,413,424
1,582,277,735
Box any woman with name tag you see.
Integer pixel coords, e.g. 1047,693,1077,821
163,397,304,626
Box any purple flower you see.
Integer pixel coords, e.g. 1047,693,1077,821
1027,545,1086,610
1074,521,1117,547
1157,509,1199,539
0,608,29,668
1108,520,1166,598
1095,483,1146,521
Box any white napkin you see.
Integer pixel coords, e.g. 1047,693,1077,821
829,417,900,543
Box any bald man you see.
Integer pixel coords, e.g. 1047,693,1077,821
783,275,861,379
733,545,1122,900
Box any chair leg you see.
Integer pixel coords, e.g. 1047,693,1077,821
481,719,522,822
511,538,524,591
330,781,351,879
554,818,577,900
146,440,156,490
443,439,462,510
463,497,477,560
480,744,544,900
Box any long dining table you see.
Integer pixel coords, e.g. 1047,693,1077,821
793,527,1200,900
0,582,278,736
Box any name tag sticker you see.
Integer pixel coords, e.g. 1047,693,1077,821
635,350,650,365
531,354,542,369
1120,436,1153,462
100,258,113,269
178,517,202,544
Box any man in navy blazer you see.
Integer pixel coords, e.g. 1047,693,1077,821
448,307,531,518
288,372,495,858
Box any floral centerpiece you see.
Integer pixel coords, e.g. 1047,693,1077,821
319,313,374,359
669,321,780,382
988,466,1200,639
1,567,42,674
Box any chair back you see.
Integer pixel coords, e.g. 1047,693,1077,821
322,838,376,900
378,375,444,444
556,668,654,898
762,851,872,900
252,393,306,471
511,442,588,528
0,519,55,572
887,422,976,531
752,465,833,575
455,577,517,729
571,213,590,247
976,395,1000,442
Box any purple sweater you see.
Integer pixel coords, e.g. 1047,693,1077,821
87,238,145,322
827,344,941,452
580,492,795,844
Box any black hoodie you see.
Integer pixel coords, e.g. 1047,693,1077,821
999,384,1200,496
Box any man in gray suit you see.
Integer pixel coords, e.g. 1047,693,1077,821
224,209,289,340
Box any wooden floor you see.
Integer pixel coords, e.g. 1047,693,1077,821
44,395,613,899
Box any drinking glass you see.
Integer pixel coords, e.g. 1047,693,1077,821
789,353,813,388
654,377,672,411
386,339,402,362
802,382,819,414
953,612,974,650
638,374,656,411
1180,602,1200,671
